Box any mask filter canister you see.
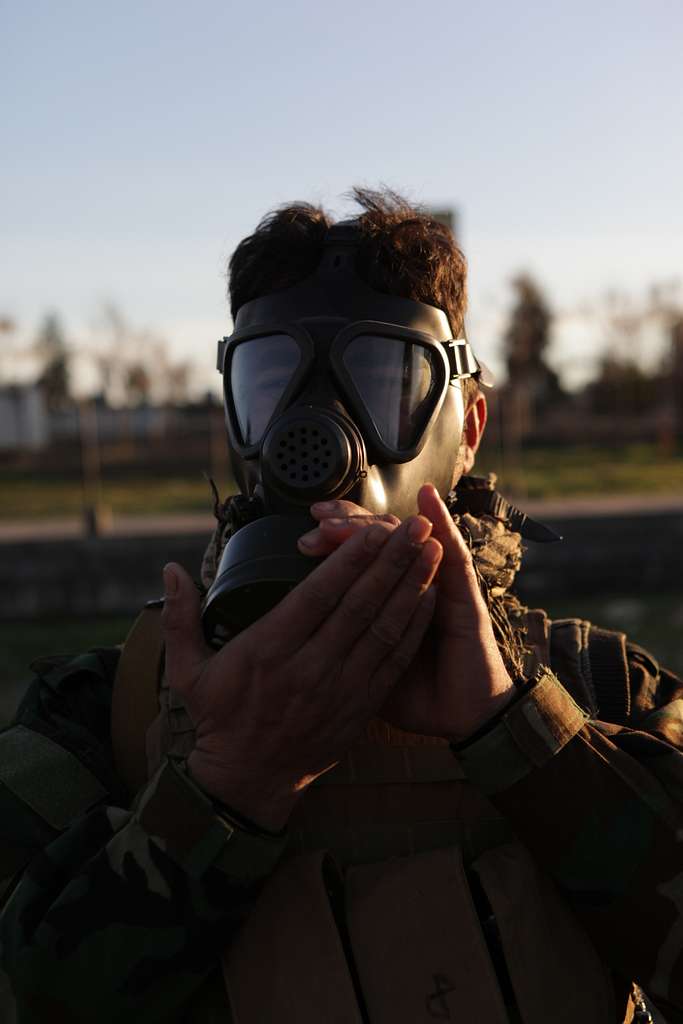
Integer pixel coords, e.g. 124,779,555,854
202,512,321,647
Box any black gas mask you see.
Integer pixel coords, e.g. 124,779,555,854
202,222,490,644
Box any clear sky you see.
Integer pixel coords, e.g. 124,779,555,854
2,0,682,395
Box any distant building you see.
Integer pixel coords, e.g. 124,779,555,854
428,207,458,238
0,385,49,450
48,400,171,444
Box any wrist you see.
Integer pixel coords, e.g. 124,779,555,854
451,669,589,795
447,674,516,744
187,751,299,833
135,756,288,881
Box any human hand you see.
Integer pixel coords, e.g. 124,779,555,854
161,514,442,831
298,486,514,742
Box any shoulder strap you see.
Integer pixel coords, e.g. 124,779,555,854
111,606,164,796
547,617,630,723
548,618,597,714
586,625,630,724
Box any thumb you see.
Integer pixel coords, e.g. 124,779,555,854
416,484,482,606
161,562,209,695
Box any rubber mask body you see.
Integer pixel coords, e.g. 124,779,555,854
203,228,474,641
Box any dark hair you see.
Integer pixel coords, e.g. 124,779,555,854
228,186,478,404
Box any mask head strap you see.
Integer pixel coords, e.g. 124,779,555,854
222,218,493,386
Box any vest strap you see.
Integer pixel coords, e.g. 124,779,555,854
475,841,614,1022
549,617,598,714
587,625,630,723
223,852,364,1024
345,846,510,1024
111,606,164,795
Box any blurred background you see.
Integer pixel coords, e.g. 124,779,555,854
2,0,683,726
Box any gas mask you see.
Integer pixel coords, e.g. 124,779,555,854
202,222,491,644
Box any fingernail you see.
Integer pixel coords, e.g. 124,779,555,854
298,529,319,548
311,501,335,512
163,564,178,596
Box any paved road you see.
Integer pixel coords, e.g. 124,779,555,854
0,513,215,542
523,492,683,518
1,494,682,543
1,489,683,544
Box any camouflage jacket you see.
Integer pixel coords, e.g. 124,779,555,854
1,628,683,1022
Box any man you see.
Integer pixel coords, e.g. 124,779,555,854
1,188,682,1022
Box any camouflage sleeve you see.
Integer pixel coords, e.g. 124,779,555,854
453,649,683,1019
0,652,285,1023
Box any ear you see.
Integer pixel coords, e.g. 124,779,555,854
462,391,488,473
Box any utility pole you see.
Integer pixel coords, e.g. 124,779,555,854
78,398,109,537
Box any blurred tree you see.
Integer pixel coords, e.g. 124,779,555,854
669,318,683,437
581,282,681,423
35,313,72,410
124,362,152,405
503,275,561,391
500,275,563,442
90,302,193,407
165,361,191,405
585,353,659,416
0,317,18,385
92,303,129,404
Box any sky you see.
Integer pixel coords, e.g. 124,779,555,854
2,0,682,396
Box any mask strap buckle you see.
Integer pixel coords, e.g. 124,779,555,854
444,339,480,381
217,337,229,374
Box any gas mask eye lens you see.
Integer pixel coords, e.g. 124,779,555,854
342,336,440,451
229,334,301,446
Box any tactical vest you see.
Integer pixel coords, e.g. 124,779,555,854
111,605,637,1023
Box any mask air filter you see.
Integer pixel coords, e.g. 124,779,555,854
261,406,365,503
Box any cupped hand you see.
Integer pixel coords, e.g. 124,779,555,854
299,486,514,742
161,514,442,831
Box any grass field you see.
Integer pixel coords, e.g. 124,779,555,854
2,444,683,520
475,442,683,499
0,473,232,520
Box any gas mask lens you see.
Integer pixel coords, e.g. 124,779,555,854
230,334,301,446
342,336,440,450
227,329,446,455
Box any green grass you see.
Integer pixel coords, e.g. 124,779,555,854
0,474,234,520
1,444,682,520
475,443,683,499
